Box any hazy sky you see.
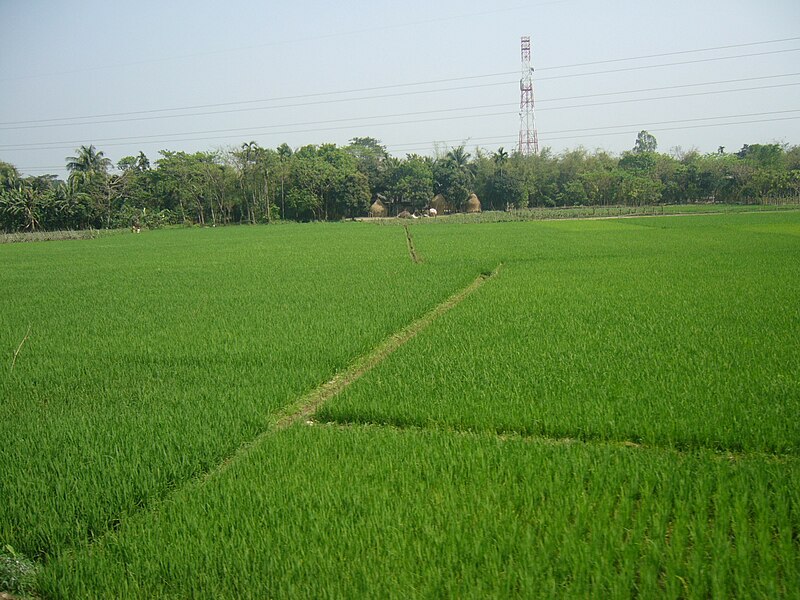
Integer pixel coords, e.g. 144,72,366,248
1,0,799,177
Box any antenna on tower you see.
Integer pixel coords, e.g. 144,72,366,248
518,35,539,155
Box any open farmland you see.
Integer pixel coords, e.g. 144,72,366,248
2,212,799,598
0,224,486,558
321,214,800,452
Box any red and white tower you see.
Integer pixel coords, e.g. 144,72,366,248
518,35,539,155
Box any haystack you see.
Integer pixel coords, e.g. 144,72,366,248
430,194,449,213
397,210,412,219
369,197,388,218
465,193,482,213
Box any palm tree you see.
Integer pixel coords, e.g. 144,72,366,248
493,147,509,177
277,143,293,219
136,151,150,171
446,145,471,168
65,145,112,180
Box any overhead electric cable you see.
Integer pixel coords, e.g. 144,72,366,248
2,109,797,153
2,37,798,127
14,111,800,171
536,48,800,81
542,116,800,142
536,36,800,71
3,82,799,150
0,0,572,83
2,71,798,136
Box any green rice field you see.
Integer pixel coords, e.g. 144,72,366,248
1,211,798,598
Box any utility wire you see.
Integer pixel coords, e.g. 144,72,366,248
0,0,572,83
536,36,800,71
543,116,800,142
0,72,517,127
536,48,800,81
3,108,797,154
538,72,800,103
4,82,799,150
14,112,800,171
2,37,798,127
2,64,798,134
539,81,800,112
389,113,800,153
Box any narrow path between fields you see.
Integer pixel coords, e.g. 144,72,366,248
209,263,502,479
5,265,505,590
403,224,422,263
273,263,501,428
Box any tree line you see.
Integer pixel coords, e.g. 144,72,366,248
1,132,799,232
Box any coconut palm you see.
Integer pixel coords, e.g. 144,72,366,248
446,145,471,168
65,145,112,179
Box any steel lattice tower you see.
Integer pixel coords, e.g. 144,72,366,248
518,36,539,155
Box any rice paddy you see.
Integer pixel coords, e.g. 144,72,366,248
1,211,798,598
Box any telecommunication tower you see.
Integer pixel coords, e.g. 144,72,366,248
518,35,539,155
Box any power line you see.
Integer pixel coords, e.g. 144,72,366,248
538,81,800,112
392,114,800,153
389,114,800,152
14,112,800,172
2,37,798,128
0,73,517,128
0,0,572,83
2,63,797,135
536,48,800,81
544,109,800,135
543,116,800,143
4,109,798,157
535,36,800,71
0,104,517,148
0,79,517,131
537,72,800,103
4,81,799,151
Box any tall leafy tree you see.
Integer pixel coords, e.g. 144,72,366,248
386,154,434,210
633,130,658,154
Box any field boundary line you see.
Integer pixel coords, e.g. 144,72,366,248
208,264,502,479
403,224,422,263
579,208,800,221
10,323,31,371
306,421,800,462
61,265,504,557
272,263,502,430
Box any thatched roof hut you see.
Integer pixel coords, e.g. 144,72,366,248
369,197,388,218
397,210,412,219
465,193,482,213
430,194,450,213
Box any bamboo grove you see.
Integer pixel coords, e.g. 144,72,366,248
1,133,799,232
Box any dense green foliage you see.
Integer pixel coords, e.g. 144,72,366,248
40,426,799,598
1,212,798,597
2,134,799,232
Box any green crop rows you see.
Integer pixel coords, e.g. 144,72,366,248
0,224,482,558
321,214,800,453
2,212,798,597
40,425,799,598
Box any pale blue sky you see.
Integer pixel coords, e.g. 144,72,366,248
1,0,799,176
